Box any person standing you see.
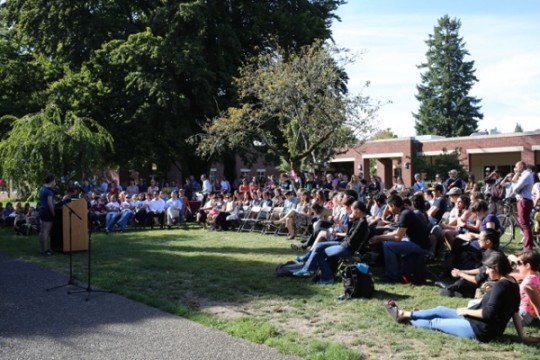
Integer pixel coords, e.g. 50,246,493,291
38,174,56,256
508,161,535,251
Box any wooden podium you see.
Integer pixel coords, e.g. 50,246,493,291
51,198,88,252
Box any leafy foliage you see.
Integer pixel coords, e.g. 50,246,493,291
412,147,467,183
193,42,379,172
0,0,345,179
414,15,483,137
0,104,113,196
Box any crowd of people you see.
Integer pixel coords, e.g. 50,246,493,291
4,161,540,343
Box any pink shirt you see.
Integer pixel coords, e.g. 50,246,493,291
520,273,540,315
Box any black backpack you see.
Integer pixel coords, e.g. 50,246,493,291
341,265,375,299
275,261,304,277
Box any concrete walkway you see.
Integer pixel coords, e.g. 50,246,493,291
0,252,300,360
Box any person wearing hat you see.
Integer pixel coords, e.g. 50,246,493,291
385,252,539,344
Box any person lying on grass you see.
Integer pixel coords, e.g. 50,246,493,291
385,252,540,343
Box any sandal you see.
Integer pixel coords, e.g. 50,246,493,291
384,300,404,323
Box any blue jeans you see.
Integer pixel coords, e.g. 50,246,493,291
319,244,351,281
304,241,341,273
117,209,133,231
105,211,121,231
383,240,427,281
410,306,476,339
303,242,350,281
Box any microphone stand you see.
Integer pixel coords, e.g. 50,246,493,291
69,198,111,301
46,202,86,293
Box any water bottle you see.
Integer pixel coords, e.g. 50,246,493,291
354,262,369,274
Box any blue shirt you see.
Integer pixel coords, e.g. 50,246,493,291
512,170,534,200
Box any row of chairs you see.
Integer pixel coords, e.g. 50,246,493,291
235,205,310,236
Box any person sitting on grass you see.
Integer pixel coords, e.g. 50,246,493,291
438,229,501,298
447,199,500,270
292,200,369,284
508,250,540,326
385,252,539,344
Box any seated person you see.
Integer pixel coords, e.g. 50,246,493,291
116,192,134,232
293,196,354,257
292,201,369,284
426,184,448,226
196,194,217,228
90,195,107,231
369,194,431,283
13,206,27,235
439,229,501,298
366,193,387,227
147,191,166,229
133,193,150,226
275,191,311,239
166,190,184,227
104,194,122,233
508,250,540,326
385,252,538,344
448,200,501,269
441,194,473,249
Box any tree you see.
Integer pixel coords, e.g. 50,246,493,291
371,128,398,140
192,42,379,172
0,0,345,177
414,15,483,137
412,147,466,183
0,104,113,196
514,122,523,132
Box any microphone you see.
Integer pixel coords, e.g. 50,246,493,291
74,181,86,194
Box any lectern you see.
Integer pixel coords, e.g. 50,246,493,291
51,198,88,252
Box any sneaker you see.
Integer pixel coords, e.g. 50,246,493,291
295,255,306,262
292,268,312,277
290,243,304,251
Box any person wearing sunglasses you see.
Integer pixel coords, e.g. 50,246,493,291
508,250,540,325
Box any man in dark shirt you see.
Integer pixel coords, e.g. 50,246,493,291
370,194,430,282
427,184,448,226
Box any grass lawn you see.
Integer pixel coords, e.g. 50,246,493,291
1,224,540,359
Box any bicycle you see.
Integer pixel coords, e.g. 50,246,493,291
496,198,518,249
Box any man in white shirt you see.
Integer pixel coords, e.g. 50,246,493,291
166,191,184,227
148,191,166,229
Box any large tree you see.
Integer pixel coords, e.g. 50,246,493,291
413,15,483,137
0,0,345,179
193,42,379,172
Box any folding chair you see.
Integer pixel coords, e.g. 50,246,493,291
238,205,261,232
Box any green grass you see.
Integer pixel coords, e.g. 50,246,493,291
1,224,539,359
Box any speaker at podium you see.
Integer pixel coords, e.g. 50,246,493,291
51,198,89,252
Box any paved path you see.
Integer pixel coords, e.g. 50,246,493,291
0,252,300,360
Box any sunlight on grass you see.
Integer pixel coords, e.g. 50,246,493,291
1,225,539,359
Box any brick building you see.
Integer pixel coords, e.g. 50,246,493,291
331,131,540,188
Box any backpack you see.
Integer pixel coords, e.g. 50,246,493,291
341,265,375,299
275,261,304,277
490,181,505,201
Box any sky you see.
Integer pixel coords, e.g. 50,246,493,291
330,0,540,137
